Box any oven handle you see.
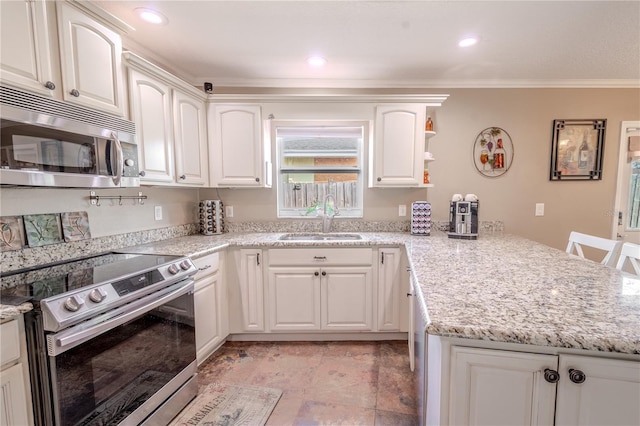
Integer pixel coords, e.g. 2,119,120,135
47,280,194,357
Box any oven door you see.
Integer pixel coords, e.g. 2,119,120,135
46,280,196,426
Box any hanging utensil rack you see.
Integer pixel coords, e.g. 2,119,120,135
89,191,147,206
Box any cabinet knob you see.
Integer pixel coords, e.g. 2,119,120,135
255,177,260,182
321,271,327,276
139,170,146,177
44,81,56,90
179,174,186,180
70,89,80,97
314,271,319,276
377,177,382,182
543,368,560,383
568,368,586,384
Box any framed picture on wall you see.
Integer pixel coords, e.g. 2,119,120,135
550,119,606,180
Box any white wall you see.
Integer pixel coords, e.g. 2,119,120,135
0,187,199,238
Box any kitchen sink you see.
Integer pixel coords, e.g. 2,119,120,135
278,233,363,241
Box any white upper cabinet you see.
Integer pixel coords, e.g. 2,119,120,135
0,0,56,97
173,90,208,186
370,104,426,187
128,68,175,183
56,2,125,116
208,104,270,187
126,53,209,186
0,1,126,116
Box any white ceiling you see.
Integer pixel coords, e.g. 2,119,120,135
94,0,640,89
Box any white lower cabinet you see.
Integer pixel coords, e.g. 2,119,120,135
193,252,228,365
0,317,33,426
446,345,640,426
555,355,640,425
237,249,265,332
450,346,557,425
267,248,374,332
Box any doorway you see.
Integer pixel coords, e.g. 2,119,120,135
612,121,640,244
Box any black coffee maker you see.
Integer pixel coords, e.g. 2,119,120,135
448,194,479,240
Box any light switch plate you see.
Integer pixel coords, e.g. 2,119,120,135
154,205,163,221
226,206,234,218
535,203,544,216
399,204,407,217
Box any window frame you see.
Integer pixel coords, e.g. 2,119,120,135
273,119,368,219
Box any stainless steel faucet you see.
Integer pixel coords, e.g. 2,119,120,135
321,193,339,233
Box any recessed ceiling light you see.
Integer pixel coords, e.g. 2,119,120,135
135,7,168,25
307,56,327,67
458,37,478,48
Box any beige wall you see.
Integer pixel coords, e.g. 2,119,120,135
204,87,640,251
2,88,638,251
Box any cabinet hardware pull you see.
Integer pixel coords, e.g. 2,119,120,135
313,256,327,261
321,271,327,276
406,293,413,297
405,266,411,272
198,265,212,271
543,368,560,383
256,253,260,266
255,177,260,182
377,177,382,182
381,252,385,264
314,271,319,276
568,368,586,384
70,89,80,97
179,175,186,180
139,170,146,177
44,81,56,90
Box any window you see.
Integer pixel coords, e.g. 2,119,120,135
275,121,367,218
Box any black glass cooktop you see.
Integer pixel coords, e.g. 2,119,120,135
0,252,181,305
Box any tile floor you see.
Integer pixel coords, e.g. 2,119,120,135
196,340,419,426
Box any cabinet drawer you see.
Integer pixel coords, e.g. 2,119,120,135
0,319,20,366
193,253,220,280
269,248,373,266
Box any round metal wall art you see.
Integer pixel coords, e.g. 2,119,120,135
473,127,514,177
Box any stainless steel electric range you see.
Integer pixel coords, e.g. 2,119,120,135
0,252,198,426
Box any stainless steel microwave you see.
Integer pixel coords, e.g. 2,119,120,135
0,86,139,188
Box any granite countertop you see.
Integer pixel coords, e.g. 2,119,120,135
3,231,639,355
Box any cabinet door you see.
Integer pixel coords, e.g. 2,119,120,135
0,363,31,426
0,0,56,96
555,355,640,426
128,69,175,183
371,104,425,187
56,2,125,116
238,249,265,331
194,273,223,365
378,248,402,331
321,266,373,331
173,90,208,186
209,104,264,187
450,346,558,426
268,267,321,331
408,277,415,372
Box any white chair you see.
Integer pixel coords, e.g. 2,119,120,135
615,242,640,276
565,231,622,267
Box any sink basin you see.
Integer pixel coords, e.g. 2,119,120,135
279,233,363,241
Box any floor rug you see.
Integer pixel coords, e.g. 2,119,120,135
170,383,282,426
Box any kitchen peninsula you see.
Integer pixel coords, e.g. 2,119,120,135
2,229,639,425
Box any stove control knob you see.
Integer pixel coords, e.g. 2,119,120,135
64,295,85,312
168,264,180,275
88,288,107,303
179,260,191,271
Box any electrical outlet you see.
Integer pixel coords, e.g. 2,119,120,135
226,206,234,218
154,205,163,221
398,204,407,217
535,203,544,216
